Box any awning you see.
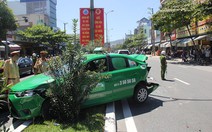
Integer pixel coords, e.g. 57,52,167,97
0,44,21,51
147,44,152,49
194,35,208,41
160,42,169,48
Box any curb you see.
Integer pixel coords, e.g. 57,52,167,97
104,102,116,132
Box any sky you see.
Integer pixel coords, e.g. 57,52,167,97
57,0,161,42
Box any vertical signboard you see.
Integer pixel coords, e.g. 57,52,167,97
80,8,91,46
80,8,104,46
94,8,104,46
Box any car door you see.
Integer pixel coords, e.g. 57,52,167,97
107,56,146,101
83,57,114,107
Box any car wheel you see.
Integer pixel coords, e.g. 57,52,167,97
41,100,51,120
134,85,148,103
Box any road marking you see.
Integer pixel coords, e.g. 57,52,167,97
174,78,190,85
104,102,116,132
122,99,137,132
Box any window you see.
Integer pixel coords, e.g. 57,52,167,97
86,58,107,72
128,59,137,67
111,57,127,70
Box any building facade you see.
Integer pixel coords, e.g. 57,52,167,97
7,0,57,28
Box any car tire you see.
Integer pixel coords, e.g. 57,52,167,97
41,100,51,120
134,84,148,103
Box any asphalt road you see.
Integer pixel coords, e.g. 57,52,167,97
116,56,212,132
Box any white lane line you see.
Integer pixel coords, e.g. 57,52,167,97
174,78,190,85
121,99,137,132
12,120,32,132
104,102,116,132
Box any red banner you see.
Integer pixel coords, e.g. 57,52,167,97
80,8,104,46
80,8,90,46
94,8,104,46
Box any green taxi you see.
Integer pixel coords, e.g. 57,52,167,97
8,53,159,120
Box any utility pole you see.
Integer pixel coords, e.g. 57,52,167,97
149,8,155,56
63,22,68,33
90,0,95,46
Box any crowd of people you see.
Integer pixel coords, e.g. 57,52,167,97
0,50,50,86
181,46,211,65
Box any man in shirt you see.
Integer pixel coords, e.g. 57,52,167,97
34,51,49,75
3,51,20,85
160,51,167,80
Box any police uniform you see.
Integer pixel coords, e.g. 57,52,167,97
34,51,49,74
3,51,20,85
160,51,167,80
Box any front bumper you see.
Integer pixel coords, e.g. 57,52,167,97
8,93,45,120
146,82,159,94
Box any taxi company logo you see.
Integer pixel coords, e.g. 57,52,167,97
83,9,89,15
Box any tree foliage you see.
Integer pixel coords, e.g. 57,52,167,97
122,28,146,49
0,1,17,40
196,0,212,17
151,0,202,50
18,25,70,54
46,43,104,122
45,20,104,122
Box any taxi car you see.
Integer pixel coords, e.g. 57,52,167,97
8,53,159,120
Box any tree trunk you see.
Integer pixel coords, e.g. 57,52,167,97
186,25,197,51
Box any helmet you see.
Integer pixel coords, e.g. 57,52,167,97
32,53,36,57
161,51,166,55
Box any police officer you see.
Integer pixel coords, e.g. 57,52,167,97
34,51,49,75
3,51,20,85
160,51,167,80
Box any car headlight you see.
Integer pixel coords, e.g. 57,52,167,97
15,90,35,97
140,64,147,69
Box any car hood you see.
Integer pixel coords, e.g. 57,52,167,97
11,74,54,92
129,54,148,62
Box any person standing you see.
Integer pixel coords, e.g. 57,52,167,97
34,51,49,75
205,47,211,65
3,51,20,85
160,51,167,80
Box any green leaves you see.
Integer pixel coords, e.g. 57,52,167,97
17,25,70,54
152,0,198,33
0,2,17,40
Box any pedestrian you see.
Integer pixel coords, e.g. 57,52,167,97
181,50,188,62
34,51,49,75
205,47,211,65
160,51,167,80
3,51,20,85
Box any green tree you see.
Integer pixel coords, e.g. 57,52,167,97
123,28,146,49
18,25,70,54
123,38,133,49
131,28,146,49
196,0,212,16
152,0,198,51
0,1,17,40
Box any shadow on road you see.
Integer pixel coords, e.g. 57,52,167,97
151,94,212,102
162,79,175,82
115,97,164,120
129,97,163,117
